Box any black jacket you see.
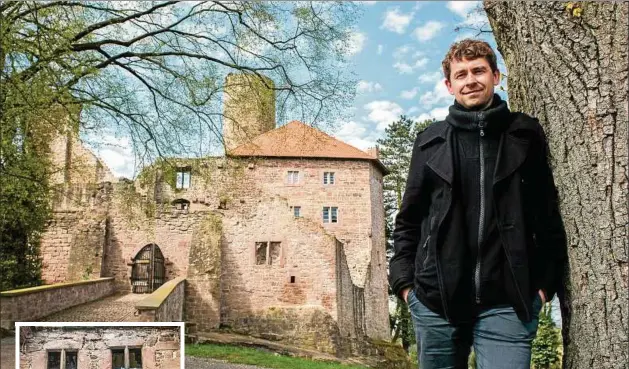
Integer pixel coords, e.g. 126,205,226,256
389,106,567,323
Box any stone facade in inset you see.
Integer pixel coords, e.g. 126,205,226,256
19,326,180,369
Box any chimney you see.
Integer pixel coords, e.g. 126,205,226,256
222,73,276,152
367,146,380,159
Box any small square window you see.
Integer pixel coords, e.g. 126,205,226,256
255,242,268,265
112,347,142,369
322,206,338,224
291,206,301,218
323,172,335,185
176,168,191,189
287,171,299,184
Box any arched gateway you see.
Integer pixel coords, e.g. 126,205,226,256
130,244,165,293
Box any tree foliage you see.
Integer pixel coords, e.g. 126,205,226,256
377,115,434,351
0,1,361,290
532,304,562,369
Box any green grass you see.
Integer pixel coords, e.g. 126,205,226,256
186,343,371,369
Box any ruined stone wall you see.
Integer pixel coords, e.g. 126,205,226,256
364,165,390,340
335,239,365,352
1,278,115,329
49,131,115,187
185,213,222,332
40,183,113,283
19,326,180,369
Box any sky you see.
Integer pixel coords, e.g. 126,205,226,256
326,1,506,152
91,1,505,180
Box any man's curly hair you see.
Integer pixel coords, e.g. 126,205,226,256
442,39,498,80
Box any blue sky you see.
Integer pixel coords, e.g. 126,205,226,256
327,0,506,151
93,1,506,179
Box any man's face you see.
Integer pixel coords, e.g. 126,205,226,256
445,57,500,109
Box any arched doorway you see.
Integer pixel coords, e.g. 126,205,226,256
130,244,165,293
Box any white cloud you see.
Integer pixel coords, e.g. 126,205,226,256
331,121,375,151
419,79,452,108
393,57,429,75
364,100,404,130
357,80,383,93
360,1,378,5
446,1,480,18
400,88,419,100
393,62,414,74
347,31,367,56
335,30,367,56
412,21,446,42
393,44,413,60
418,71,444,84
381,7,414,34
377,44,384,55
87,134,136,178
414,105,450,122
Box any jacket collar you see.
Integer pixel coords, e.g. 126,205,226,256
419,112,535,186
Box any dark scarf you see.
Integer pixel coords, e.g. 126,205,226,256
445,94,511,134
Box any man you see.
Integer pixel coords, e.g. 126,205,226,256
389,39,567,369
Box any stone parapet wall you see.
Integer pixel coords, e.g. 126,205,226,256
135,277,186,322
19,326,181,369
0,278,115,330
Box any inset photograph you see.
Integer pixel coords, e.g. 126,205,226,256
17,323,183,369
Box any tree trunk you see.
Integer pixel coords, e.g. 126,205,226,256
484,2,628,368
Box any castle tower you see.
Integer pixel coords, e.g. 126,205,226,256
222,73,276,152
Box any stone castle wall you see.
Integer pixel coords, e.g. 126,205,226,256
19,326,180,369
40,183,113,283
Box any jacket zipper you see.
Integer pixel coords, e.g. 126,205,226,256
475,113,486,304
422,216,435,266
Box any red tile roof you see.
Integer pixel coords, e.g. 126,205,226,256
227,121,388,173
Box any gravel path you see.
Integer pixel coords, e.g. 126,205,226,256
41,293,146,322
186,356,271,369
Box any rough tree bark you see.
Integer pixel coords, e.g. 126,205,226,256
484,2,628,369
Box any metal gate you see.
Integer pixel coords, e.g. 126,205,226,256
130,244,165,293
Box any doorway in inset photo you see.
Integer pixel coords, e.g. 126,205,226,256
17,323,183,369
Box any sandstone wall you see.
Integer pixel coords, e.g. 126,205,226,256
220,196,340,330
41,183,112,283
185,213,222,332
135,277,186,323
364,165,391,340
19,326,180,369
1,278,115,329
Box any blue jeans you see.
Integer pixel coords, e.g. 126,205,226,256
407,289,542,369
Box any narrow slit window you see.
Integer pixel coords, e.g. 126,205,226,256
323,207,330,223
269,242,281,265
331,207,338,223
255,242,268,265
